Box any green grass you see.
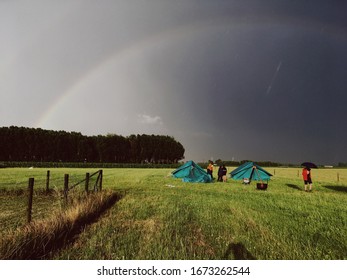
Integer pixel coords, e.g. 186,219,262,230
0,168,102,233
0,191,120,259
0,167,346,260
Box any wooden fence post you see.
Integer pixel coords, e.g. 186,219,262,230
46,170,50,193
99,170,103,191
64,174,69,202
85,172,90,193
337,173,340,182
27,178,34,223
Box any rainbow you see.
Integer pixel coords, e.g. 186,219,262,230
34,14,344,130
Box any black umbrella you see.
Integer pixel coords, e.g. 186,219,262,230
301,162,318,169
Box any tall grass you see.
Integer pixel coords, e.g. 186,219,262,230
0,192,121,259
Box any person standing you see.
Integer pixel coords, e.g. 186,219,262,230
217,165,223,182
221,165,228,182
302,167,313,192
207,161,214,180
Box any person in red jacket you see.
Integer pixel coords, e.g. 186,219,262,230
302,167,313,192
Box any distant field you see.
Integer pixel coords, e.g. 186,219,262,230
269,167,347,184
0,167,346,260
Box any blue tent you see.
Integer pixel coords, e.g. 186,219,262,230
172,161,212,183
230,162,272,181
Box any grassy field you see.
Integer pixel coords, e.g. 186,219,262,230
0,167,346,260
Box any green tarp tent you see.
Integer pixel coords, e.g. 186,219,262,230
172,160,212,183
230,161,272,181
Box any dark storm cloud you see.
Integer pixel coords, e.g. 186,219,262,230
141,1,347,164
1,1,346,164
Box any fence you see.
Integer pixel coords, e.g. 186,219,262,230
268,168,346,184
25,170,103,223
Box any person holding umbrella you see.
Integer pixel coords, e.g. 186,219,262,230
301,162,317,192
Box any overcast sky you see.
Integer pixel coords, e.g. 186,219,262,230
1,0,347,165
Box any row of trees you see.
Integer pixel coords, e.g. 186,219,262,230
0,126,185,163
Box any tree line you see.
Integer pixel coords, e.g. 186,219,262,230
0,126,185,163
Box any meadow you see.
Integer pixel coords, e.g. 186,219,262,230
0,167,346,260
